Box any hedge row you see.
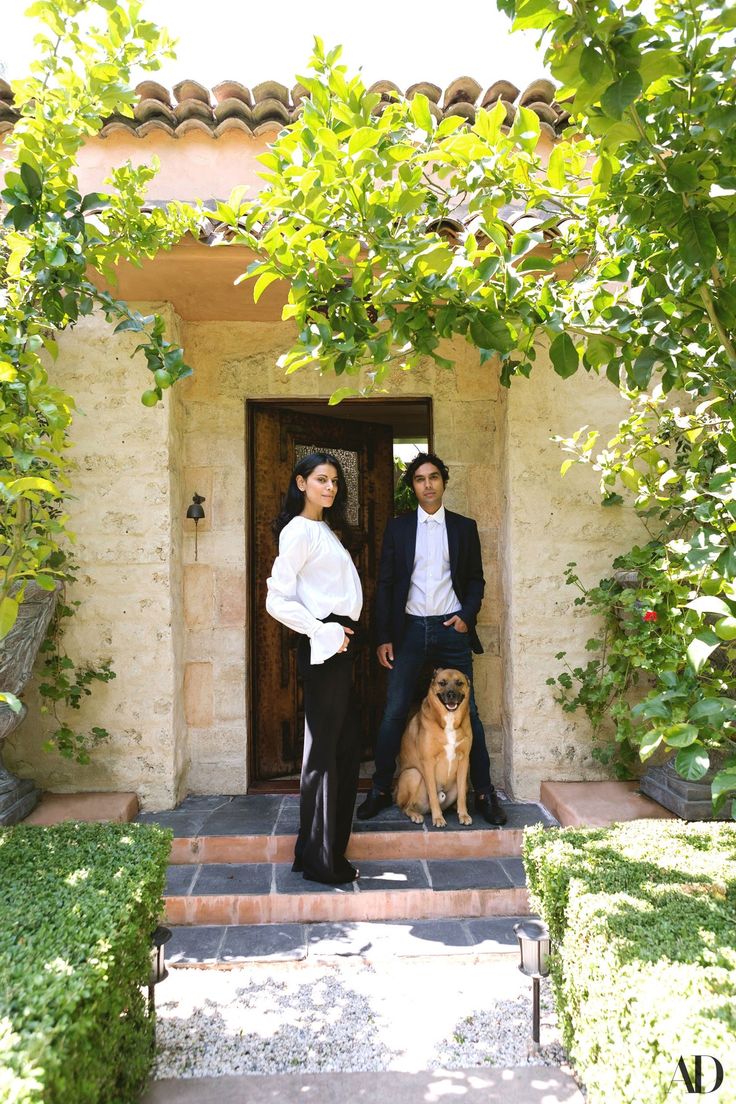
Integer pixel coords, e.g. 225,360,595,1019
0,822,172,1104
524,820,736,1104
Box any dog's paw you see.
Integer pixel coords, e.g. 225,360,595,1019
432,814,447,828
458,812,473,826
409,812,424,824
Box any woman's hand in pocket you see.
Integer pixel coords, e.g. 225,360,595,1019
339,627,355,652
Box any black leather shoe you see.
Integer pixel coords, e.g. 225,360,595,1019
356,789,393,820
474,790,508,826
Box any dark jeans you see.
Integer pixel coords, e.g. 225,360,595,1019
372,613,494,796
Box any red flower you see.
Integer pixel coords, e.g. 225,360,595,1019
643,610,658,622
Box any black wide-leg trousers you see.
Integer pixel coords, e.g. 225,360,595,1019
294,617,361,883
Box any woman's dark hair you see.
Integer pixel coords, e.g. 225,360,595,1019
273,452,349,538
402,451,450,491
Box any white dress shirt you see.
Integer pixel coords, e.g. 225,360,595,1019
405,505,461,617
266,516,363,665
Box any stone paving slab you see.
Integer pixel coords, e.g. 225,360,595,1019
138,793,556,838
428,858,519,890
192,862,273,896
143,1066,584,1104
166,916,531,965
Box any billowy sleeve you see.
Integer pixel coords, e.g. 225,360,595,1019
265,522,345,664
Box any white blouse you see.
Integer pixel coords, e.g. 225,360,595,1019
266,516,363,665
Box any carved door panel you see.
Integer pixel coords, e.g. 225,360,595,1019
250,404,393,781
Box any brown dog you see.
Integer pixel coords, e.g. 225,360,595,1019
394,668,473,828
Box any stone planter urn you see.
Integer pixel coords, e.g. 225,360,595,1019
0,581,61,825
639,752,733,821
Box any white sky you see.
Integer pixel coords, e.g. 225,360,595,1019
3,0,551,93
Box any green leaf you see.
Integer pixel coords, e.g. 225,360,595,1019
469,314,515,354
715,616,736,641
547,144,567,190
253,270,281,303
512,0,557,31
416,246,453,275
711,768,736,803
674,744,710,782
20,162,42,199
666,159,699,194
81,191,108,212
685,596,732,617
6,204,35,231
410,93,433,134
328,386,360,405
600,72,643,119
348,127,380,156
7,476,58,495
662,723,699,748
677,210,717,270
516,254,555,272
600,119,640,152
0,596,19,640
580,45,610,83
549,332,579,378
639,729,663,760
688,697,736,724
717,546,736,579
0,691,22,713
686,631,720,674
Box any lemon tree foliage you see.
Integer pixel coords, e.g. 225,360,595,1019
0,0,196,646
217,38,596,398
499,0,736,810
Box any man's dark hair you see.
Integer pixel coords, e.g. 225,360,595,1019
402,452,450,491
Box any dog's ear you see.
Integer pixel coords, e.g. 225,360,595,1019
432,667,440,679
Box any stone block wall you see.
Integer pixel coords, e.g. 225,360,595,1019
501,354,646,799
6,305,644,808
5,307,187,809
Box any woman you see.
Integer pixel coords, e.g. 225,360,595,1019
266,452,363,885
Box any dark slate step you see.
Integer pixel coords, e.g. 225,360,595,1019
137,793,556,838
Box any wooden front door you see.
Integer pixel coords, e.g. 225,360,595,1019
249,403,393,782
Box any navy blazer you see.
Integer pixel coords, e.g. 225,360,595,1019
375,509,486,655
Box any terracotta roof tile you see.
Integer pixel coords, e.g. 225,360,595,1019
173,79,211,105
1,76,567,141
134,98,176,125
482,80,520,107
369,80,402,102
252,80,290,106
406,82,442,104
212,81,253,106
519,79,556,106
135,80,172,106
443,77,482,108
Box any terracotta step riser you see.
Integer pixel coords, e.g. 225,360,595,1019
169,829,523,865
165,886,529,925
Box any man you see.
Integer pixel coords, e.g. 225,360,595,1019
357,453,507,825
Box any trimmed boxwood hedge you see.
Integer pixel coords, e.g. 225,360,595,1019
524,820,736,1104
0,821,172,1104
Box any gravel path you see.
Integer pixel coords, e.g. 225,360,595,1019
153,957,570,1079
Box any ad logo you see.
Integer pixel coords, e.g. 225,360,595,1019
669,1056,725,1095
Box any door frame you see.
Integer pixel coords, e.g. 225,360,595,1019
245,396,433,792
